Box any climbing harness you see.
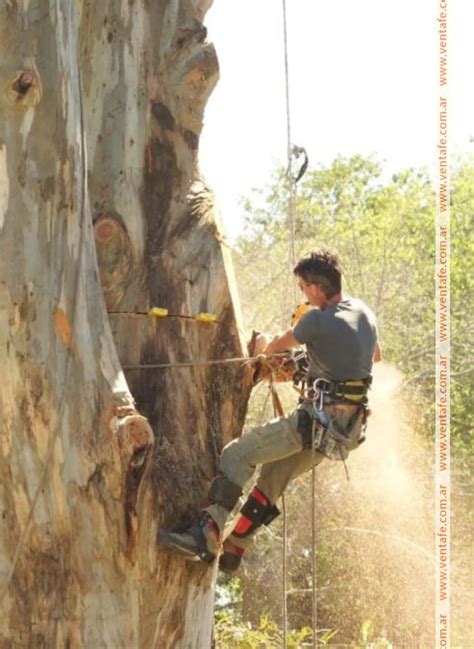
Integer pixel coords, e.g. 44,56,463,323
300,377,371,471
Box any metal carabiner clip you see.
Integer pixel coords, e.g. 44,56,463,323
312,378,328,412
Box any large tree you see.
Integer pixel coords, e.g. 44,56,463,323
0,1,250,647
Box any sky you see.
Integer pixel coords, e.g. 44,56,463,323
199,0,474,240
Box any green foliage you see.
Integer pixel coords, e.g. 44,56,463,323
450,159,474,454
235,154,473,453
215,609,314,648
355,619,394,648
215,577,338,647
218,155,474,647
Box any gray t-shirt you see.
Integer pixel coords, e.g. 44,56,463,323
293,297,378,381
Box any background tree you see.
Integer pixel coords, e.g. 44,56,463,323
216,155,473,647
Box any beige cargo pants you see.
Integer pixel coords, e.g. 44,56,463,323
205,400,363,545
205,404,325,534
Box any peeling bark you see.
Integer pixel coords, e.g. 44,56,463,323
0,0,249,647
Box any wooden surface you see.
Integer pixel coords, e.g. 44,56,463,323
0,1,250,646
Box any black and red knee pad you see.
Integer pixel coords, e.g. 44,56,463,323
233,487,280,538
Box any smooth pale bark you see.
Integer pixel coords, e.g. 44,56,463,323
0,1,250,647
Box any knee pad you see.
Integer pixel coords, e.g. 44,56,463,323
233,488,280,539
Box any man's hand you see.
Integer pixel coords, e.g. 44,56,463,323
263,328,300,356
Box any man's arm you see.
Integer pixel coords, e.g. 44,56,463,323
263,328,300,355
373,342,382,363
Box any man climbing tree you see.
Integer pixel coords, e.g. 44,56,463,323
159,248,382,571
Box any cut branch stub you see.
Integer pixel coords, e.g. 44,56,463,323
113,408,154,556
16,71,34,94
5,69,42,110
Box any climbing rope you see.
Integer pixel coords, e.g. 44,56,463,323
281,0,308,319
281,6,292,643
281,0,294,323
109,308,232,328
311,455,318,649
269,374,288,649
110,307,250,354
281,0,316,646
282,491,289,649
122,352,287,371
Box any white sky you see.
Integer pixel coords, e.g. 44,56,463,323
199,0,474,240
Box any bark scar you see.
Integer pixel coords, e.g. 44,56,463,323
54,308,72,349
116,412,154,556
15,71,35,95
5,69,42,110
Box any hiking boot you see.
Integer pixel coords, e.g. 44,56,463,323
158,474,242,565
158,513,220,564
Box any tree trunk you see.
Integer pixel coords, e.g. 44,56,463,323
0,1,249,647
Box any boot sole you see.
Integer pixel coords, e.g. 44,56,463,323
158,530,214,564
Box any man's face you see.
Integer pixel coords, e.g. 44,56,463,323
296,276,325,307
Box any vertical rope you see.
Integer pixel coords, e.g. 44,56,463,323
312,466,318,648
282,0,296,284
281,0,297,323
270,375,288,649
282,1,312,644
282,0,292,170
288,180,297,303
281,3,303,647
310,420,319,648
282,493,288,649
281,6,292,639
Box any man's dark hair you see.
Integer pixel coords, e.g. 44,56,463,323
293,249,342,298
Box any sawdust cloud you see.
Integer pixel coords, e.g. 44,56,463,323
241,363,439,646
